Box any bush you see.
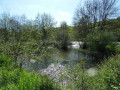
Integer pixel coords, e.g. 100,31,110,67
0,69,59,90
0,53,12,67
97,54,120,90
87,54,120,90
40,75,60,90
62,58,90,90
17,70,41,90
86,30,117,54
0,68,21,89
0,54,60,90
115,45,120,52
17,71,59,90
63,54,120,90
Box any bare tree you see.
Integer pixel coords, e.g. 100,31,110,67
74,7,90,41
74,0,118,35
0,13,10,30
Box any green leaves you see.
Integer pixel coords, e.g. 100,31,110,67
0,54,60,90
86,30,117,54
0,53,12,67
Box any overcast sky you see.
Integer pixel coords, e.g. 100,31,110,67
0,0,120,26
0,0,84,26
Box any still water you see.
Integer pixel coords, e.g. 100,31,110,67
20,42,94,71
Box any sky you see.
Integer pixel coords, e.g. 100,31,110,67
0,0,120,26
0,0,84,26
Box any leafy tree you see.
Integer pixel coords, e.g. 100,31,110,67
86,30,117,62
35,13,55,39
0,13,55,68
56,21,69,50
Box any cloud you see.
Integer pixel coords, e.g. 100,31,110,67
55,11,71,26
56,17,64,26
59,11,69,16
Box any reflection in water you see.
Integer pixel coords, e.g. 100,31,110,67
51,48,93,67
20,44,94,72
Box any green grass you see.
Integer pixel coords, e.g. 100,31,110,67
115,45,120,52
0,54,60,90
63,54,120,90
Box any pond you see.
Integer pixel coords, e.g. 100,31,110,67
20,41,94,72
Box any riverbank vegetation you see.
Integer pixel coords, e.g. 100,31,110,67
0,0,120,89
0,54,60,90
63,54,120,90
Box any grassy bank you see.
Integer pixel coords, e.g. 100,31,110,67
0,54,60,90
63,54,120,90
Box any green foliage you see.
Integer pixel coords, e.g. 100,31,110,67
17,70,41,90
40,75,60,90
18,72,59,90
0,68,20,88
88,54,120,90
115,45,120,52
63,58,90,90
99,54,120,89
86,30,117,54
0,54,60,90
0,53,12,67
56,21,70,50
0,69,59,90
63,54,120,90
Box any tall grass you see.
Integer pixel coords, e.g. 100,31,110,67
63,54,120,90
0,54,60,90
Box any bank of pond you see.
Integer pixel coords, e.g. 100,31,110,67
1,49,120,90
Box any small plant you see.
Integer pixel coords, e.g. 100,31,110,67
17,70,41,90
0,53,12,67
62,57,90,90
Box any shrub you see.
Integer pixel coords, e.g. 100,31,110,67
115,45,120,52
62,58,90,90
0,54,60,90
87,54,120,90
40,75,60,90
0,53,12,67
63,54,120,90
0,69,60,90
86,30,117,53
17,70,41,90
0,68,21,89
98,54,120,89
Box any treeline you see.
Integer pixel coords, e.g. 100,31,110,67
0,12,71,68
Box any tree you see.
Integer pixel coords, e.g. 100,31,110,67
85,0,118,30
35,13,55,40
0,13,11,42
0,13,55,68
56,21,69,50
74,0,118,40
86,30,117,62
74,9,90,41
